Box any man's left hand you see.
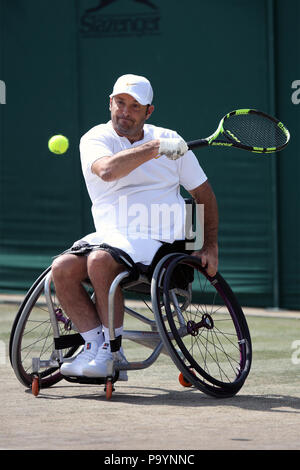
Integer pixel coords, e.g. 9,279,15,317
192,244,218,277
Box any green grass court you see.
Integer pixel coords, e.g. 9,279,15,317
2,300,300,393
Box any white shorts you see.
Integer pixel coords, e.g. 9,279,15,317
77,231,163,266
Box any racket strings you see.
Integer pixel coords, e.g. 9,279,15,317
223,113,287,149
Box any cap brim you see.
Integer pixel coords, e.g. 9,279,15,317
110,91,150,106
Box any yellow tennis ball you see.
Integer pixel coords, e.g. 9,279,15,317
48,135,69,154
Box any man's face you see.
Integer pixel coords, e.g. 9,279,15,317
110,93,154,141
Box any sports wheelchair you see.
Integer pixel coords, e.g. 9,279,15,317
9,203,252,400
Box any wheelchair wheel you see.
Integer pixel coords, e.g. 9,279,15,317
152,254,252,398
10,269,81,389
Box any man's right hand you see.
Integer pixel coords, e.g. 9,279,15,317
158,138,188,160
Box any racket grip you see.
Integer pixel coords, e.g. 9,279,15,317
187,139,209,150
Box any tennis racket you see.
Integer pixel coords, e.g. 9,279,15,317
187,109,290,154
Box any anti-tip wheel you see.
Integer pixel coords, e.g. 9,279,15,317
31,375,40,397
178,372,193,388
105,379,114,400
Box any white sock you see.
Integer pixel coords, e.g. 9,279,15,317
103,326,124,344
81,325,104,346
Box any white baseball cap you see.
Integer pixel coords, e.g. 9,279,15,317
110,74,153,105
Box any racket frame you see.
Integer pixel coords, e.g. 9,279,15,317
187,108,290,154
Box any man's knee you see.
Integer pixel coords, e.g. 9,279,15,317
52,254,87,283
87,250,124,280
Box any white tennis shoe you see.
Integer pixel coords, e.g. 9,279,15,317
60,340,99,377
82,342,128,381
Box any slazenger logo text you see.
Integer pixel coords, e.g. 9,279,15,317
80,13,160,37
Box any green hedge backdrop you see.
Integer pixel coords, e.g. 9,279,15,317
0,0,299,309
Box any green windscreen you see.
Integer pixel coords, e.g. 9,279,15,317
0,0,299,309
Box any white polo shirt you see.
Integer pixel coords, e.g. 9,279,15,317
79,121,207,250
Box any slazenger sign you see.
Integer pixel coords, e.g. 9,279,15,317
80,0,161,38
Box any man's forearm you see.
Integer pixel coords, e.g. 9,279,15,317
92,139,160,182
190,181,218,248
189,181,219,276
202,193,218,249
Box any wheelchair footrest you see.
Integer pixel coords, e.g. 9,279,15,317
63,371,119,385
63,376,106,385
32,357,59,373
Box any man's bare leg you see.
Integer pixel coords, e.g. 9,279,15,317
51,254,101,332
82,250,128,379
52,253,106,376
52,250,127,378
87,250,126,329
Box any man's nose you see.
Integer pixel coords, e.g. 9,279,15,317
122,105,131,117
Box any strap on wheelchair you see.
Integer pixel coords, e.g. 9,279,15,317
110,335,122,353
55,333,122,355
54,333,84,350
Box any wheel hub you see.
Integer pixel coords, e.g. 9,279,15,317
187,314,214,336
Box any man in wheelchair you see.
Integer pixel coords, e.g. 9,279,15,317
51,74,219,380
